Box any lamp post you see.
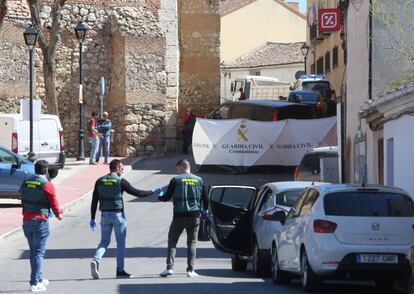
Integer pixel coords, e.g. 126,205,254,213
301,43,310,74
74,22,89,161
23,25,38,162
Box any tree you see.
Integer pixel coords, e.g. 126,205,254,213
370,0,414,90
0,0,7,27
28,0,65,115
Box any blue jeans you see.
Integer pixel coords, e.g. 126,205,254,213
96,136,110,162
89,136,100,163
23,219,50,285
93,212,127,272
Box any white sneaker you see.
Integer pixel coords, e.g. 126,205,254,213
159,269,173,277
186,270,199,277
91,260,100,279
40,279,49,286
30,283,47,292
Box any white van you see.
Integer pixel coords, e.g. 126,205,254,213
0,113,65,178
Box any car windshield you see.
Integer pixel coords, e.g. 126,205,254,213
324,192,414,217
290,92,318,103
302,81,330,91
276,189,304,207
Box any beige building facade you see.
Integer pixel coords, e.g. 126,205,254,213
305,0,345,97
221,0,306,64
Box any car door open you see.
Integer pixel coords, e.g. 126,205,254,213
209,185,257,254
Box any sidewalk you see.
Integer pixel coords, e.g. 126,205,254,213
0,157,137,240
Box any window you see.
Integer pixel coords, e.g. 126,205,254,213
249,70,260,76
276,189,304,207
324,192,414,217
210,187,256,210
212,105,230,119
221,188,255,209
257,189,273,212
299,189,319,216
311,64,315,74
231,105,253,119
286,190,308,220
0,148,15,164
325,52,331,73
333,47,339,68
316,57,324,74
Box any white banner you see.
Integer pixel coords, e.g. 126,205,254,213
192,117,337,166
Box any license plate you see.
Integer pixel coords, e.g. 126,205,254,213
356,254,398,264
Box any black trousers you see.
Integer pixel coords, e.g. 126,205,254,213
166,216,200,271
182,130,193,153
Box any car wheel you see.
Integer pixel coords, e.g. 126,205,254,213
231,254,247,272
271,244,290,284
375,278,395,292
252,240,269,277
48,169,58,179
301,250,321,292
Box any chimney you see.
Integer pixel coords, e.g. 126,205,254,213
287,2,299,11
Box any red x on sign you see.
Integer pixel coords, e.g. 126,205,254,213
318,8,341,32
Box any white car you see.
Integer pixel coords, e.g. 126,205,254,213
271,184,414,292
208,182,322,277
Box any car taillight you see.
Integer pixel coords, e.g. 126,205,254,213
273,111,279,121
294,165,300,180
11,132,18,153
314,219,337,233
59,130,65,151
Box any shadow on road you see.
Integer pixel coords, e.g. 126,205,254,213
118,282,303,294
18,246,228,260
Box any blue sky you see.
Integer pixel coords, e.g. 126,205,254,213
291,0,307,13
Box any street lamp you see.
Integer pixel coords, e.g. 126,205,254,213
301,43,310,74
74,22,89,161
23,25,38,162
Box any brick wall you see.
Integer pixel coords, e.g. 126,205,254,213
178,0,220,118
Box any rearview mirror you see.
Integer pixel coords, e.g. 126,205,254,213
272,210,286,224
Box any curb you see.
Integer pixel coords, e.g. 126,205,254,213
0,156,145,245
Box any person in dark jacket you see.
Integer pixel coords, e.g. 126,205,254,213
89,159,162,279
20,160,63,292
96,111,112,164
181,107,199,154
158,159,208,278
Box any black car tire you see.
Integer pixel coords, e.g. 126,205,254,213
301,250,322,292
271,244,291,284
252,240,270,277
48,169,58,179
231,254,247,272
375,278,395,292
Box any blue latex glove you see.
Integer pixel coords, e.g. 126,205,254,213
201,210,209,216
90,219,97,231
153,188,164,197
49,209,55,219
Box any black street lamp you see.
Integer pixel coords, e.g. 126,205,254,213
74,22,89,161
301,43,310,74
23,25,38,162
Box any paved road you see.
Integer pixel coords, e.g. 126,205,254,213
0,154,401,293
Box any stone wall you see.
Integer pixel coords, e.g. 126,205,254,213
0,0,220,157
178,0,221,118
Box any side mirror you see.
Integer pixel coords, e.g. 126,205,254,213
12,157,21,169
231,82,235,92
272,210,286,224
